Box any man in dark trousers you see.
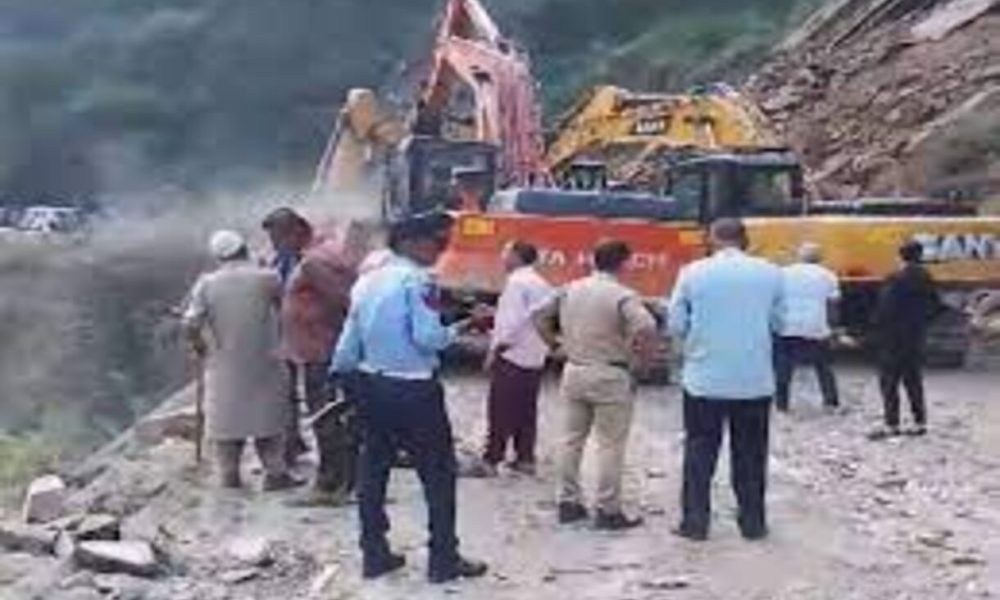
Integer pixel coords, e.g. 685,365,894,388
667,218,783,541
871,240,943,439
329,212,488,584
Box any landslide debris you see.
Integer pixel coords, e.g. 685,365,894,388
747,0,1000,200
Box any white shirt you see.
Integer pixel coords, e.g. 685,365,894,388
491,266,554,369
779,262,840,340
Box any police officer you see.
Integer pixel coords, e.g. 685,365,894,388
329,211,488,583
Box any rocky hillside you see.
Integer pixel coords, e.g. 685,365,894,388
747,0,1000,201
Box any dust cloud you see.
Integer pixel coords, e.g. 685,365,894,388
0,184,381,465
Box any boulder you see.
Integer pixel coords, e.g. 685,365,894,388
0,521,58,555
74,541,160,578
22,475,67,524
226,536,274,567
75,514,121,542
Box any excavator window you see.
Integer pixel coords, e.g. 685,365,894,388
667,156,805,222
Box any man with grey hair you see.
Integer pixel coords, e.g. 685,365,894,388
773,241,841,412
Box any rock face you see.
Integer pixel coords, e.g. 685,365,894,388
22,475,68,524
747,0,1000,200
74,541,160,578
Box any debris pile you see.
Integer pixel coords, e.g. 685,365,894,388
747,0,1000,199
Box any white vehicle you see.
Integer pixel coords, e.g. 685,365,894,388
17,206,87,234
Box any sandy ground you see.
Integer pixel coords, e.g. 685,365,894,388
3,352,1000,599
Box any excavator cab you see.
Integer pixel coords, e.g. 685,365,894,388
383,135,499,220
665,151,806,222
559,160,610,191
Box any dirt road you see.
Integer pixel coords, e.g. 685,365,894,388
4,359,1000,599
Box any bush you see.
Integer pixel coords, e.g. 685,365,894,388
0,434,57,504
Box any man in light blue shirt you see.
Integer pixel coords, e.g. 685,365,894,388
329,212,487,584
667,218,783,542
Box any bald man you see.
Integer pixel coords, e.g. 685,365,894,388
667,218,783,541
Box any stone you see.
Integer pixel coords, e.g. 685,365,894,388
74,541,160,578
22,475,68,524
55,530,77,559
915,529,954,550
0,521,58,556
640,576,692,590
134,406,199,446
93,573,153,599
59,570,97,590
75,514,121,542
309,564,340,596
953,554,987,566
226,536,273,567
219,567,260,585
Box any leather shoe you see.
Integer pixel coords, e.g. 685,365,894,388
428,556,488,583
363,552,406,579
594,511,644,531
558,502,589,524
741,526,769,541
671,525,708,541
262,473,307,492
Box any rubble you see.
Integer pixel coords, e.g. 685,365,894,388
747,0,1000,198
134,405,199,447
74,514,121,542
910,0,1000,41
3,364,1000,598
73,541,160,578
0,521,59,555
22,474,68,523
219,567,261,585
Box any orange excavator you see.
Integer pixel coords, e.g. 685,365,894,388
311,0,548,219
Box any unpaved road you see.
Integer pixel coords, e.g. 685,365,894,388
4,357,1000,599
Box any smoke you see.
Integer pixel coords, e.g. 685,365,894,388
0,183,382,461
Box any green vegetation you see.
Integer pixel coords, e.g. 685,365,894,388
0,434,56,504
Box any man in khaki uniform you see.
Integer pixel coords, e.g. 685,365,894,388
534,240,658,530
184,230,300,491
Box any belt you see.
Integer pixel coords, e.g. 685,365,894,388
359,364,435,381
568,359,631,371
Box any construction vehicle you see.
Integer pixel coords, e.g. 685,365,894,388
545,83,784,191
313,0,1000,367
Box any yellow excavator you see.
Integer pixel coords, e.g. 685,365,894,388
545,83,784,192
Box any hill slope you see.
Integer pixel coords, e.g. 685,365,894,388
746,0,1000,199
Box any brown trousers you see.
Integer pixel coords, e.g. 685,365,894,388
484,357,544,466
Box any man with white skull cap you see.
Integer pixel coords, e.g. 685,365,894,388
183,230,301,491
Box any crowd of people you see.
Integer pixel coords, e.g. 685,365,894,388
181,207,955,584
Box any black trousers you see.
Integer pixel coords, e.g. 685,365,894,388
356,373,459,568
774,337,839,410
878,350,926,428
681,392,771,537
483,357,544,466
